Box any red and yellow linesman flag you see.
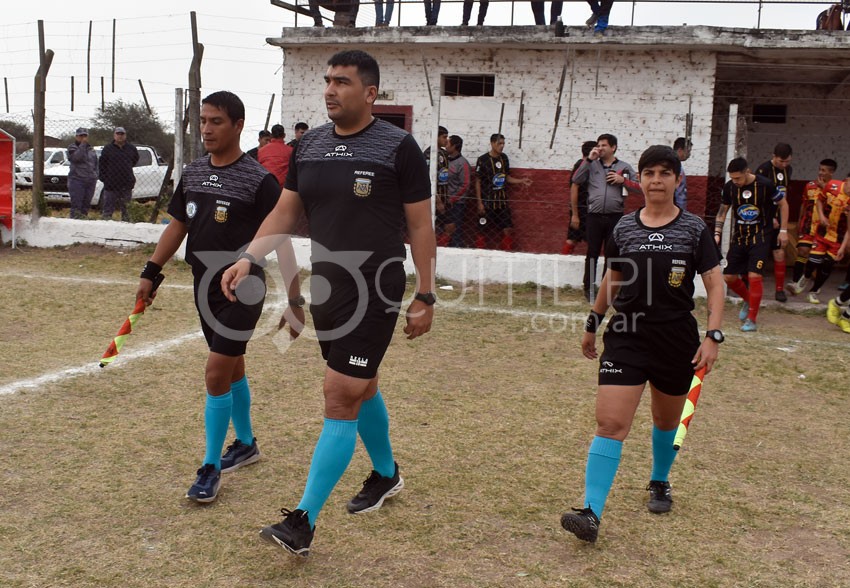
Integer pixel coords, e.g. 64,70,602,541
673,367,706,451
99,274,165,368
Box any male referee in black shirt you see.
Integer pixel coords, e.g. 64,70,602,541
222,50,436,557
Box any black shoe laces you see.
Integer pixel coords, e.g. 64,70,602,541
196,464,216,482
360,470,383,489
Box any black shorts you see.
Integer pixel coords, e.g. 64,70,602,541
194,267,266,357
310,263,406,379
598,315,699,396
768,228,783,252
723,240,770,275
484,206,513,230
567,205,588,243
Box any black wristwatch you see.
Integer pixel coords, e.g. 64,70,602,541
414,292,437,306
288,295,306,308
705,329,725,343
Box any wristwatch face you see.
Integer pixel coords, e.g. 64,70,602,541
707,330,724,343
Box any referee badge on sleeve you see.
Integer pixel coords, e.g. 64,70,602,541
668,266,685,288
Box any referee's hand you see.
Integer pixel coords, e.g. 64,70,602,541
581,331,598,359
221,259,251,303
404,300,433,340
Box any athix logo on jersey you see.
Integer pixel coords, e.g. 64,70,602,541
326,144,354,158
202,173,223,189
353,177,372,198
349,355,368,368
639,232,673,251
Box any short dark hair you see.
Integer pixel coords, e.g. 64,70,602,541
202,91,245,124
258,130,271,138
773,142,792,158
294,122,309,131
638,145,681,176
449,134,463,151
328,50,380,89
490,133,505,143
673,137,692,151
727,157,748,174
581,140,596,157
271,124,285,139
438,126,448,136
820,158,837,171
597,133,617,147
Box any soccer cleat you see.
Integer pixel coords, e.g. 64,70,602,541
647,480,673,514
775,289,787,303
807,291,821,305
840,317,850,334
786,277,809,296
186,463,221,503
738,301,750,322
827,299,843,325
347,462,404,514
560,507,600,543
220,438,261,473
741,319,758,332
260,508,314,557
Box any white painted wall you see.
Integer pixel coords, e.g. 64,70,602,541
280,46,716,174
1,216,708,296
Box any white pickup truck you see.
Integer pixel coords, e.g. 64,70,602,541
15,148,69,187
43,144,170,206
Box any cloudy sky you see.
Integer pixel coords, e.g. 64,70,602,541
1,0,829,149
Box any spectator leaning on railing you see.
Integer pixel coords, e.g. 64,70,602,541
99,126,140,222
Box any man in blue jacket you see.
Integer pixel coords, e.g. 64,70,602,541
67,127,98,219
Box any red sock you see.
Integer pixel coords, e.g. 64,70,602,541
437,233,450,247
561,241,574,255
748,276,763,322
774,262,786,291
500,235,514,251
727,277,750,301
474,234,486,249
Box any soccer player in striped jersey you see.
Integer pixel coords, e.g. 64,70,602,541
714,157,788,332
755,143,793,302
789,159,836,292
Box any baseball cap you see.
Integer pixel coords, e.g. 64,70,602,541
75,127,88,136
114,126,126,134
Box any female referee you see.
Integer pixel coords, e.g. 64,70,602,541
560,145,725,543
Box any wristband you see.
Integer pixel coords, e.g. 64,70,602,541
779,229,788,233
585,311,605,333
140,260,163,281
237,251,264,267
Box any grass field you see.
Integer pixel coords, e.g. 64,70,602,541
2,244,850,588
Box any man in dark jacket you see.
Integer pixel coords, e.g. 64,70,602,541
99,127,139,221
68,127,99,219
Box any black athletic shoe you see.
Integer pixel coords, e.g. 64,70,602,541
346,462,404,514
647,480,673,513
775,290,788,303
260,508,314,557
186,463,221,503
220,438,261,473
560,507,600,543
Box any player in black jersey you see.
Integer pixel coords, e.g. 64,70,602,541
755,142,793,302
474,133,532,251
715,157,788,332
560,145,724,544
135,91,303,504
221,50,435,557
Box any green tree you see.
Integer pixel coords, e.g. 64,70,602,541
0,119,33,147
90,100,173,159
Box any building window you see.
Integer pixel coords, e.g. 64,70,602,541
442,75,495,97
752,104,787,124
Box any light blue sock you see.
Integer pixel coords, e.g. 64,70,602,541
203,392,233,470
584,436,623,517
357,391,395,478
229,375,254,445
650,425,679,482
297,418,358,527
